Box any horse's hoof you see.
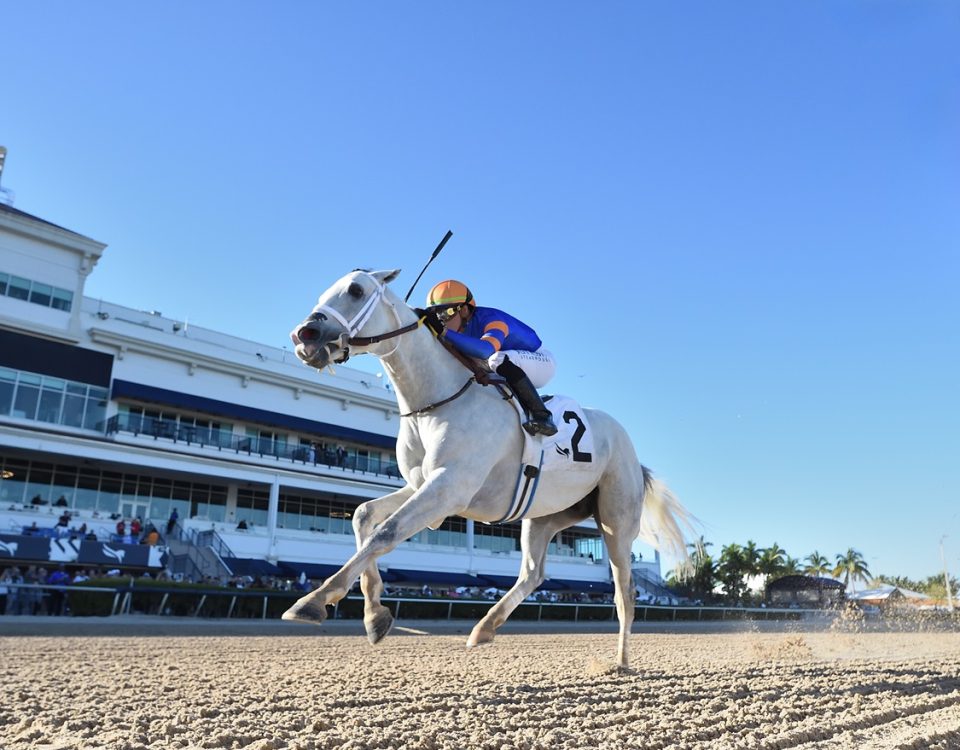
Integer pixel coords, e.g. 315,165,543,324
364,609,394,645
466,627,495,648
281,600,328,625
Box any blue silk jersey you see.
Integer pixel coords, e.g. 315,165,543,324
443,306,543,359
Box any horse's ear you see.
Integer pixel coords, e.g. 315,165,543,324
372,269,401,285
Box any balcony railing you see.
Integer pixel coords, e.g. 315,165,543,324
104,413,402,480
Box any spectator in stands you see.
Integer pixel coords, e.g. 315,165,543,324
46,565,70,616
2,567,23,614
23,566,47,615
0,567,10,614
54,495,68,507
236,519,248,531
130,517,142,539
142,528,160,545
336,445,346,467
166,508,179,535
115,518,126,538
72,569,90,584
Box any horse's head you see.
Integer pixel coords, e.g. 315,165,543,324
290,268,402,369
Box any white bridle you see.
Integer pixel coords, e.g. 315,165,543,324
310,274,387,337
308,273,406,360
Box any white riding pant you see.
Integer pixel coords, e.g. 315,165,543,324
487,348,556,389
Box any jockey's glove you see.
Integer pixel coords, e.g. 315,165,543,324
414,308,446,338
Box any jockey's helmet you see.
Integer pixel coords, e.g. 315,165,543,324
426,280,475,320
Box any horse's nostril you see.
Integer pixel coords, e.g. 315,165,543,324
298,327,319,342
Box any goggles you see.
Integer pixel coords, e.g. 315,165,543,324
433,305,462,323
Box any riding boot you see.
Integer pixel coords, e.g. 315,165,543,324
496,359,558,437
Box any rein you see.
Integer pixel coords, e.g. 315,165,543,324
348,321,420,347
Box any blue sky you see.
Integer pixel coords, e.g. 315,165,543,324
4,2,958,582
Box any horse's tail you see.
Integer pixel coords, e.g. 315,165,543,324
637,466,696,563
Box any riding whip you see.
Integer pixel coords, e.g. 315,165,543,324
404,230,453,303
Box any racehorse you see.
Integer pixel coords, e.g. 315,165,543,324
283,269,693,669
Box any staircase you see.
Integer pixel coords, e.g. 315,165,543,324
166,523,233,582
632,569,679,599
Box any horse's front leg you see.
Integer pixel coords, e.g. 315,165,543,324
351,486,414,644
282,468,471,626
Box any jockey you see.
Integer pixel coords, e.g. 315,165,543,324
425,280,557,437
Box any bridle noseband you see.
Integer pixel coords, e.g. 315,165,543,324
306,274,418,364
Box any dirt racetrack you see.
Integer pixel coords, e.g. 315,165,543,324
2,617,960,750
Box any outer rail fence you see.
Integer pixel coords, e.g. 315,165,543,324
1,583,834,623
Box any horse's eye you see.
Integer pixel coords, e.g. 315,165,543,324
347,283,364,299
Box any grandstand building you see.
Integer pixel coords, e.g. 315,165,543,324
0,199,663,595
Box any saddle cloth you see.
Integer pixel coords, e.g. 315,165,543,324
491,394,596,524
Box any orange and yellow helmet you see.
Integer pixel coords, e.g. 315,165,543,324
426,280,475,310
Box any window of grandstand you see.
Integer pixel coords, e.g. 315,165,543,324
472,522,520,553
236,487,270,527
245,428,288,457
0,367,107,429
0,272,73,311
0,456,226,521
109,403,400,478
406,516,468,548
277,491,358,534
116,405,235,447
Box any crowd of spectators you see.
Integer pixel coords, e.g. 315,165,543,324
14,509,164,546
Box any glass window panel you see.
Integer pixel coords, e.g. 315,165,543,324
195,502,226,522
74,487,98,511
61,394,86,427
29,282,52,307
51,288,73,311
13,384,39,420
7,276,30,301
66,383,87,395
98,475,121,513
37,386,64,423
0,368,14,416
0,272,8,295
51,485,75,506
151,478,172,499
0,474,27,505
83,392,107,431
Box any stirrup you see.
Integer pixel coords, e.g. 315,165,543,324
523,416,557,437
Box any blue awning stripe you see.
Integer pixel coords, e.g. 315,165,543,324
390,568,489,587
111,379,396,449
223,557,283,577
550,579,616,593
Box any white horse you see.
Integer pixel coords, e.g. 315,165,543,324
283,269,692,669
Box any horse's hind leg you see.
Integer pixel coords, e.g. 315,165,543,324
596,463,644,670
467,496,593,648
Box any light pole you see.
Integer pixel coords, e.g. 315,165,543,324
940,536,954,612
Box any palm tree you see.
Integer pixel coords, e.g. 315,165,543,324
717,543,749,604
755,542,787,601
758,543,786,578
832,548,872,593
782,556,802,575
804,551,833,605
671,536,716,602
742,540,762,578
804,551,831,577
